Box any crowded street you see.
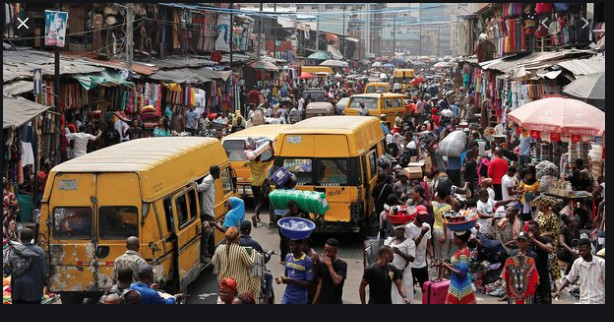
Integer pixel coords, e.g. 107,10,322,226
3,3,606,305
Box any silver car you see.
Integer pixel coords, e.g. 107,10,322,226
335,97,349,115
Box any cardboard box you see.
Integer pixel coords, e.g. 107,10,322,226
404,166,423,179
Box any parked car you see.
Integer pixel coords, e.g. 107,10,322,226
335,97,349,115
306,102,335,118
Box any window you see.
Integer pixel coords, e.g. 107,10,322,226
163,198,174,232
368,151,378,178
348,97,378,110
188,189,199,219
223,140,246,161
316,159,348,185
175,194,189,228
220,168,234,195
325,5,333,10
384,98,404,109
283,159,313,185
99,206,138,239
53,207,92,239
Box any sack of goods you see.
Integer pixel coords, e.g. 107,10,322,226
244,137,272,161
270,166,292,187
438,130,467,157
535,160,559,179
269,189,330,215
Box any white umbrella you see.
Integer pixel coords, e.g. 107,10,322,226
320,59,348,68
372,61,383,67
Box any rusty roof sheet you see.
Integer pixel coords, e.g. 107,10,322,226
555,57,606,77
479,49,597,74
3,50,105,83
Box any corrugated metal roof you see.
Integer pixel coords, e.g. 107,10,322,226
3,95,52,129
480,49,597,74
3,50,105,83
556,57,606,77
148,68,213,83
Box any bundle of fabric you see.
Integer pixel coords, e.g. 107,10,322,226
535,160,559,179
140,105,159,122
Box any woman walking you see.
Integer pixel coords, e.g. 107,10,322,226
212,227,257,300
384,226,416,304
442,230,476,304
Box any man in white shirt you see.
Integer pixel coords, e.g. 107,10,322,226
405,206,433,291
501,167,517,201
393,82,401,93
197,165,220,262
476,188,516,238
555,238,605,304
297,96,305,113
66,126,102,158
114,112,130,142
358,102,369,116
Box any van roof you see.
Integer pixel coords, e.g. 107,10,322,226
49,137,228,201
277,116,384,156
349,93,406,99
222,124,291,141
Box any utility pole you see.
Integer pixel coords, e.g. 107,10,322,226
229,2,233,69
316,3,320,51
365,3,370,55
126,3,133,68
273,3,277,58
54,3,61,164
392,13,396,55
342,5,346,58
257,2,263,56
419,4,422,56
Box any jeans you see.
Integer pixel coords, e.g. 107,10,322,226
252,185,264,216
518,155,530,168
264,272,274,298
493,184,503,201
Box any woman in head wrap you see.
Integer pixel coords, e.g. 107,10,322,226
212,226,258,302
232,292,256,304
208,197,245,233
442,230,477,304
218,277,238,304
532,195,562,286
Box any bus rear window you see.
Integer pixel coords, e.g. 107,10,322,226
223,140,247,161
283,159,312,185
348,97,378,110
317,159,348,185
99,206,139,239
53,207,92,239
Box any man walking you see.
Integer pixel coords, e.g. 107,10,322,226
131,264,184,304
488,148,509,201
406,206,433,291
66,126,102,158
6,228,48,304
112,236,147,283
313,238,347,304
185,106,199,136
555,238,605,304
359,246,410,304
277,239,314,304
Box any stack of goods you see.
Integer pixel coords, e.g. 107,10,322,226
269,190,330,215
140,105,160,131
589,144,603,178
3,276,10,304
568,142,591,167
443,209,479,232
244,137,272,161
438,130,467,157
386,205,417,224
539,143,553,162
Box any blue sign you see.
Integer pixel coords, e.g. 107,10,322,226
33,68,42,95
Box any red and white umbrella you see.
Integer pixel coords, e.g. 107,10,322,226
299,71,314,79
507,97,605,136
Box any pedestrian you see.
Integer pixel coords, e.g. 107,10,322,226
3,177,19,241
526,220,554,304
441,230,477,304
497,206,522,252
312,238,347,304
488,149,509,201
249,86,260,106
501,166,518,201
206,197,246,233
431,183,453,263
518,129,531,168
480,178,496,201
170,109,186,133
406,205,433,291
125,119,144,141
6,228,48,304
278,200,309,263
446,153,462,187
232,292,256,304
554,238,605,304
502,231,540,304
277,238,314,304
185,106,199,136
153,117,172,137
533,195,562,287
212,226,258,298
197,165,219,262
517,166,540,221
102,120,121,147
476,188,517,239
461,149,478,195
99,266,133,304
66,125,102,158
131,264,184,304
112,236,148,283
218,277,239,304
239,221,274,304
557,215,580,275
244,151,273,227
359,246,410,304
114,111,131,142
102,293,121,304
358,102,369,116
384,225,416,304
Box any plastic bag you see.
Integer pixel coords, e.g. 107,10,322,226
438,130,467,157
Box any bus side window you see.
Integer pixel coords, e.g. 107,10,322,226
163,197,174,232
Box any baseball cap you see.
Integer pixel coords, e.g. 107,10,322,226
416,205,428,215
517,231,529,240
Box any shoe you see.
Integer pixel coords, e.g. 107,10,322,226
252,215,258,228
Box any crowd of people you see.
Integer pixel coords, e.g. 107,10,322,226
3,63,605,305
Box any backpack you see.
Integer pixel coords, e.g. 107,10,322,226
3,241,39,277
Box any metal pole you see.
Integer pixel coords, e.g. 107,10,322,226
229,2,234,113
419,4,421,56
257,2,263,56
393,13,396,55
273,3,277,57
54,3,61,165
342,6,346,58
316,4,320,51
126,3,133,67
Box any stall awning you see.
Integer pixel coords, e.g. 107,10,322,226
249,60,280,72
148,68,214,83
3,81,33,96
3,95,52,129
73,70,133,90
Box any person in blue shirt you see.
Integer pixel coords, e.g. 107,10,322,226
276,238,314,304
446,155,463,187
208,197,245,233
130,264,184,304
450,102,459,118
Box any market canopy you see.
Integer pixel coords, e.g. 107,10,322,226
372,62,383,67
3,95,52,129
383,63,395,68
307,52,330,60
299,71,314,79
3,80,33,96
249,60,280,72
507,97,605,136
563,72,605,108
148,68,214,83
319,59,348,68
73,70,133,90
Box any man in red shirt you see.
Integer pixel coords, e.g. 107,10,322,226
431,108,440,128
406,99,418,114
248,86,260,105
487,149,509,201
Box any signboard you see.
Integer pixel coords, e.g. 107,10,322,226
45,10,68,47
286,135,302,144
33,69,42,95
215,14,231,52
58,180,78,191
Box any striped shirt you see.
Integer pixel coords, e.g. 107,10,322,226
565,256,606,304
212,243,256,296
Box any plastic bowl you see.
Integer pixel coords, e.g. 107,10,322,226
445,218,478,232
277,217,316,240
386,213,416,225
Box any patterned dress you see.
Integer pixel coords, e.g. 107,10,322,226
536,211,562,280
445,247,477,304
3,189,19,241
502,254,539,304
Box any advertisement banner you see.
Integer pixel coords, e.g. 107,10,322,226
45,10,68,47
215,14,231,52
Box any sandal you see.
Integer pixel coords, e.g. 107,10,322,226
252,215,258,228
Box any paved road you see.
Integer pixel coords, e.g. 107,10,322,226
187,206,577,304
